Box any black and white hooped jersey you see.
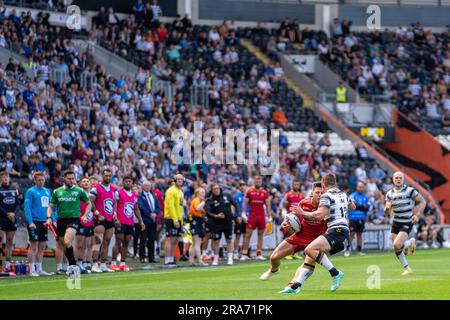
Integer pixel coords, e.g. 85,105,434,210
319,187,350,229
385,185,419,224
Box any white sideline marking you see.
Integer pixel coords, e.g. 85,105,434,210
0,264,256,287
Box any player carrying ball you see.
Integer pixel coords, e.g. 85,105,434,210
259,182,324,281
281,173,356,293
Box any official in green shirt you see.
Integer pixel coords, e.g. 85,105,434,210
46,170,91,274
336,81,347,103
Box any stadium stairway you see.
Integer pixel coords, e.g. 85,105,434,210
241,36,445,222
240,39,316,108
73,39,138,79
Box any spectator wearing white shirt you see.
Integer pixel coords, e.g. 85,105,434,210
344,32,357,49
408,78,421,96
318,40,329,56
208,27,220,43
31,113,47,132
396,23,407,39
426,98,440,119
372,59,384,77
355,162,368,183
257,75,272,92
151,0,163,24
366,178,379,197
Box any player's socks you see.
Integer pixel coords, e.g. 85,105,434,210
77,260,83,268
357,245,362,253
291,263,315,290
36,263,42,272
396,251,409,268
404,239,411,250
57,263,63,271
178,241,184,255
213,254,219,263
65,247,77,265
30,263,35,273
63,263,69,271
165,256,170,264
5,260,10,271
316,252,339,277
120,260,126,267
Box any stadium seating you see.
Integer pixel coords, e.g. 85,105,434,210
0,6,387,229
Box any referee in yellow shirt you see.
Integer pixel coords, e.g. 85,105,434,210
164,174,185,265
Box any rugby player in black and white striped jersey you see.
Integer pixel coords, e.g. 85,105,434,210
385,172,426,275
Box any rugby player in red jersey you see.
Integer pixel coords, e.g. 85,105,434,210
260,181,324,281
240,176,272,260
281,180,304,260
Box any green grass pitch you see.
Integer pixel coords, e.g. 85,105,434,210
0,249,449,300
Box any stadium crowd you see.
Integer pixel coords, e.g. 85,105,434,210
0,2,447,276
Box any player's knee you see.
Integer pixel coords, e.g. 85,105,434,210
270,251,280,262
393,243,403,252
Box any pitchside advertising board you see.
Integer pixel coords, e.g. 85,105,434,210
351,126,395,143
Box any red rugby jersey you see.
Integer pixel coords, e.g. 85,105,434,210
284,190,304,212
296,197,327,241
245,187,269,216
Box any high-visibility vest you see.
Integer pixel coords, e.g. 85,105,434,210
336,86,347,103
146,75,153,92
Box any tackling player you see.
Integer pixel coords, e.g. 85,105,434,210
24,172,53,276
47,170,92,277
111,176,145,271
90,168,117,273
240,176,272,260
385,171,426,275
260,182,324,281
76,177,95,272
0,171,20,273
281,180,304,260
282,173,356,293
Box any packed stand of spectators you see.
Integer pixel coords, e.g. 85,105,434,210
2,0,68,12
2,2,445,255
318,19,450,136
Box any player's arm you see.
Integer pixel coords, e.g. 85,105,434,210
281,194,288,217
166,189,178,222
299,206,329,221
89,189,101,219
412,193,426,224
348,200,356,211
81,190,92,223
265,196,272,221
135,205,145,231
241,196,248,221
384,192,393,217
195,198,205,211
24,189,34,228
292,195,329,220
229,195,238,217
46,203,55,225
112,191,121,226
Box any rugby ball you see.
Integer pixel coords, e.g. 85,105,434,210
285,213,301,232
